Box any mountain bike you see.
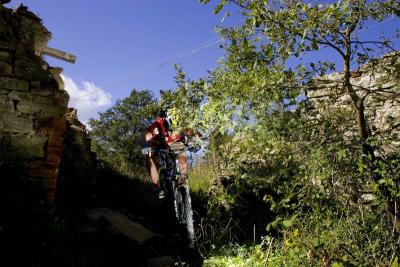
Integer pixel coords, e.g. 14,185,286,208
146,143,196,248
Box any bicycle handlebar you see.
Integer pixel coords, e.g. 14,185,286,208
141,146,184,156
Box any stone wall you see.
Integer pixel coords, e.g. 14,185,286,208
307,52,400,152
0,4,69,204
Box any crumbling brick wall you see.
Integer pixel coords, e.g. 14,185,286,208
0,4,69,204
57,108,97,207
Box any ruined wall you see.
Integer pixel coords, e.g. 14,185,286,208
308,52,400,152
57,108,97,207
0,4,69,204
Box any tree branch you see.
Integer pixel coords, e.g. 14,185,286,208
351,41,396,52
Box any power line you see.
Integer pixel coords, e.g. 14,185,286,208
70,8,396,103
69,10,246,103
69,38,222,102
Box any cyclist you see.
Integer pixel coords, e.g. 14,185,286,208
139,105,192,198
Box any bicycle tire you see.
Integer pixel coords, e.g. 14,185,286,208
175,183,195,248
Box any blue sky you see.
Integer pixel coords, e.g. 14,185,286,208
4,1,399,123
5,0,236,122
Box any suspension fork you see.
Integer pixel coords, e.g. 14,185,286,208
174,157,181,222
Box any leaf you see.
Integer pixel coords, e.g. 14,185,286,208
332,263,344,267
311,39,319,50
282,219,294,228
369,182,379,192
357,161,365,173
213,0,226,14
392,257,398,267
283,214,297,228
378,179,387,185
266,217,282,232
336,149,346,161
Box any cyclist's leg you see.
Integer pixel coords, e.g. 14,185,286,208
147,155,166,199
146,155,159,186
143,130,161,188
178,151,188,177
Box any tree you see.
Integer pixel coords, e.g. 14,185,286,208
198,0,400,216
204,0,398,150
166,1,400,263
88,89,158,177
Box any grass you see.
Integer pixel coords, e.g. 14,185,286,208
188,159,213,193
201,207,400,267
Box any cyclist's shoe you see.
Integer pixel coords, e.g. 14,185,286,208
156,188,165,199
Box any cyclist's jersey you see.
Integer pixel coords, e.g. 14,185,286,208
147,116,182,148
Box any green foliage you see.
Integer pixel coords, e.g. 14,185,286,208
204,207,400,266
203,242,271,267
88,89,158,177
188,157,213,193
181,0,400,265
84,2,399,265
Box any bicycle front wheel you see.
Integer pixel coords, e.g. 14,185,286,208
175,183,195,248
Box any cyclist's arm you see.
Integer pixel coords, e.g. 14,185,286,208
144,119,166,147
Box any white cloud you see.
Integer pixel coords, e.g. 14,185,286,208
61,74,112,125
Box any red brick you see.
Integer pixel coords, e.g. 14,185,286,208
45,191,56,204
47,142,63,151
29,168,55,178
38,127,51,135
29,160,58,169
47,134,64,145
46,146,63,154
52,117,66,132
46,150,62,165
42,177,57,188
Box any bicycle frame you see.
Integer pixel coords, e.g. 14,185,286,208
152,148,195,248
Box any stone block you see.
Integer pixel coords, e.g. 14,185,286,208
8,91,33,102
6,134,48,159
49,67,65,90
0,51,12,63
42,105,68,118
0,77,29,91
31,95,68,117
15,42,32,57
30,81,41,90
11,100,41,114
14,59,49,81
0,62,12,76
0,112,34,134
0,95,13,112
5,90,68,117
0,40,16,51
32,89,52,97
